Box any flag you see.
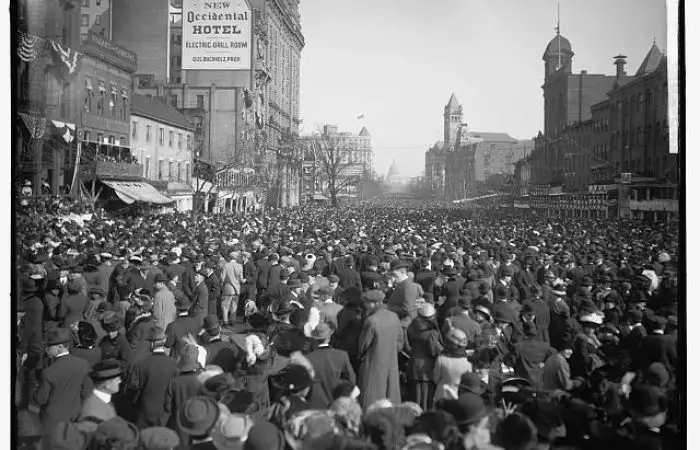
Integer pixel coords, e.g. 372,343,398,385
17,31,41,62
48,40,82,82
51,120,76,143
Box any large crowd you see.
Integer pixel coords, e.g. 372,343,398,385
14,201,680,450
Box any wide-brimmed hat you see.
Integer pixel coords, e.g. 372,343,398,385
44,328,71,346
492,304,515,324
93,417,140,448
459,372,486,396
212,414,254,450
90,358,122,381
177,396,221,437
437,392,487,426
270,364,313,394
139,427,180,450
287,278,303,289
418,302,436,319
154,273,169,283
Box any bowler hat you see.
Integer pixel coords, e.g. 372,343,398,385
94,417,140,447
154,273,169,283
492,304,514,324
437,392,487,426
287,278,303,289
390,259,410,271
309,322,333,341
44,328,71,346
203,315,221,332
458,373,485,395
178,396,221,437
90,359,123,381
271,299,294,316
243,420,285,450
362,290,385,304
270,364,313,394
21,278,37,294
443,267,458,277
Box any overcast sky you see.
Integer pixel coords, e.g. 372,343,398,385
297,0,668,177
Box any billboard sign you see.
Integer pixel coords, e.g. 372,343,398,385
181,0,252,70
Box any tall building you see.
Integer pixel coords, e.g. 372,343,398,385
531,30,621,187
425,94,530,199
111,0,304,207
80,0,112,42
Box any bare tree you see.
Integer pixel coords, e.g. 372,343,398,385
310,129,361,207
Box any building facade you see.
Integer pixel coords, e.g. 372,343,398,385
300,125,373,200
425,94,530,199
80,0,112,42
130,93,195,211
515,32,677,221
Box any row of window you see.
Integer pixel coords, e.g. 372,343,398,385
140,157,190,182
81,0,102,7
131,121,191,150
83,131,126,146
80,13,101,27
84,80,129,121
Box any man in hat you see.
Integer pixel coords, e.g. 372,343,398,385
60,280,88,329
165,345,203,447
336,257,362,290
268,268,292,304
153,273,177,332
636,316,677,380
165,298,201,359
221,252,244,326
98,311,132,368
125,256,156,293
570,276,594,315
126,326,178,428
413,257,437,294
255,248,272,301
387,259,421,329
305,322,356,408
80,358,122,422
358,289,403,408
241,251,258,306
267,253,284,289
191,271,209,321
68,264,88,297
443,296,482,347
177,396,221,449
201,261,222,324
97,251,116,294
33,328,92,434
200,315,242,373
541,332,579,392
512,322,556,389
19,278,45,402
43,272,62,332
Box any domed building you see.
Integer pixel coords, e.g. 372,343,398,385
542,32,575,78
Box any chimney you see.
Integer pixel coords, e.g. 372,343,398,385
614,55,627,77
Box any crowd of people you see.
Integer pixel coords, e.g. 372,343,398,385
14,201,680,450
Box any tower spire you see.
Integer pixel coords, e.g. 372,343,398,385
557,2,562,70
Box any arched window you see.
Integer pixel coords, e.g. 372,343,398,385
637,93,643,113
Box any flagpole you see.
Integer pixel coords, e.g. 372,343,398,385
70,131,83,196
557,3,561,70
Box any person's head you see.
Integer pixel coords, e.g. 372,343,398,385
194,272,205,285
391,260,410,282
45,342,69,359
328,274,340,289
154,273,168,290
91,359,123,395
552,334,573,358
494,412,538,450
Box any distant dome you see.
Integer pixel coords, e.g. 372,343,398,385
544,34,573,57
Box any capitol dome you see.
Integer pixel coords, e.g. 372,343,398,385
543,34,574,58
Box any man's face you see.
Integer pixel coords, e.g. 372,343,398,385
59,269,69,278
194,274,204,284
523,313,536,323
562,349,573,359
103,376,122,394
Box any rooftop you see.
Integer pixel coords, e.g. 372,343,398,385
131,94,194,131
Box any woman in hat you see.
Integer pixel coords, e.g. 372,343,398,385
433,327,472,405
570,302,606,379
266,357,315,428
73,321,103,368
406,302,444,411
60,280,88,329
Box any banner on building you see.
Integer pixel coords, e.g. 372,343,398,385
181,0,252,70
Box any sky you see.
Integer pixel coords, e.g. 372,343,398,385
297,0,668,177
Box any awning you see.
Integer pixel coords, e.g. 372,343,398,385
167,181,193,193
85,78,93,91
102,180,174,205
98,81,106,92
